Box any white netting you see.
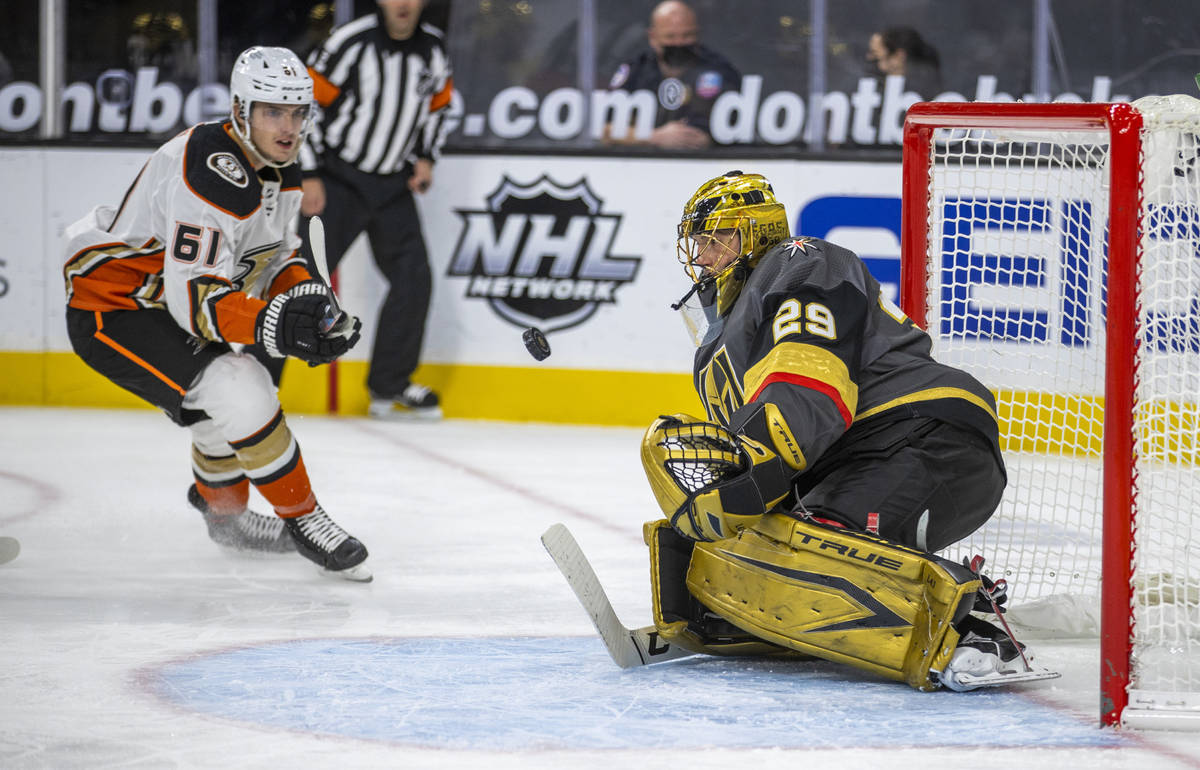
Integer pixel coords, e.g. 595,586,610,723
912,98,1200,720
925,124,1112,606
1128,95,1200,709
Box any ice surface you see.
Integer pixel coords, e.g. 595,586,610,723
2,407,1199,769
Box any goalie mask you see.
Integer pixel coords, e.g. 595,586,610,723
229,46,314,169
674,171,789,345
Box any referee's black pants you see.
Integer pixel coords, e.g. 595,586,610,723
301,159,431,399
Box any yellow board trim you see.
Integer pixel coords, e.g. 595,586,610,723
3,350,1198,464
0,351,699,427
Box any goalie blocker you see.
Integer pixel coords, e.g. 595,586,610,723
645,513,981,690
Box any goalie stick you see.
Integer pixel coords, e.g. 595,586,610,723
541,523,695,668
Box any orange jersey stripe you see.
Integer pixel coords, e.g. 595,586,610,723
67,250,165,311
211,290,267,345
267,262,315,297
92,311,188,396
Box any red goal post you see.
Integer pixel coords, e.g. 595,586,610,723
901,99,1200,729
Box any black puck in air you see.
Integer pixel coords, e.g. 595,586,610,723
523,327,551,361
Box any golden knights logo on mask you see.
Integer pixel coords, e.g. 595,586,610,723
448,175,641,331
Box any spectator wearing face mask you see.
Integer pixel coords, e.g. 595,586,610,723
604,0,741,150
866,26,942,99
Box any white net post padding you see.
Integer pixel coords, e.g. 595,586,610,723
903,98,1200,729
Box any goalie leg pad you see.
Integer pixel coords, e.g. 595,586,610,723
643,519,801,658
685,513,979,690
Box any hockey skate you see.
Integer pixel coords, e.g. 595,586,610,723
935,615,1060,691
284,505,372,582
368,383,442,421
188,484,295,554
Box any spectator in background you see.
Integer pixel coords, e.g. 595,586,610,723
867,26,942,98
300,0,455,420
605,0,740,150
126,11,197,88
0,50,13,88
288,3,335,61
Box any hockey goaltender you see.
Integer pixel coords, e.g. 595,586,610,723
629,170,1059,691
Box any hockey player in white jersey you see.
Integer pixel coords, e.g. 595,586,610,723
63,47,371,581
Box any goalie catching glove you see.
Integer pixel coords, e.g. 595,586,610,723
256,281,362,366
641,406,801,541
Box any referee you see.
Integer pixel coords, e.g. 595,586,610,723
299,0,454,420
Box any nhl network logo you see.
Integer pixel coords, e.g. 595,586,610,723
448,175,641,332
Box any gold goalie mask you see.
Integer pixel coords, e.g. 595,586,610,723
673,170,790,346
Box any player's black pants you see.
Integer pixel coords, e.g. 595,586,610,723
790,416,1006,553
301,156,431,399
66,307,281,425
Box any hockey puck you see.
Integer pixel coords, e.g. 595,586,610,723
523,327,551,361
0,536,20,566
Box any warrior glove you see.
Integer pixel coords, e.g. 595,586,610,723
257,282,361,365
641,411,795,542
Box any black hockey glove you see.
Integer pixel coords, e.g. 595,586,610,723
257,284,361,365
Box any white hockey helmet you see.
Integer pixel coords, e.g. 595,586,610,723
229,46,314,168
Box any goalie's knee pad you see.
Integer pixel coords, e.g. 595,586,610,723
681,514,980,690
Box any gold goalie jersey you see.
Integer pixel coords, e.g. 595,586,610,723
63,121,312,345
694,236,1002,473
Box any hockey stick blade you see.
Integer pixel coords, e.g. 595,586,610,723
540,523,695,668
308,215,340,332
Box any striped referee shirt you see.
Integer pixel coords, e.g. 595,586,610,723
300,12,454,177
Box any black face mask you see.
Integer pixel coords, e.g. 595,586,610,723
660,44,699,68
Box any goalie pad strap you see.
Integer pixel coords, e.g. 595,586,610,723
685,513,979,690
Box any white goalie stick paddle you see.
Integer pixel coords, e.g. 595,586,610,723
308,215,340,332
0,536,20,566
540,523,696,668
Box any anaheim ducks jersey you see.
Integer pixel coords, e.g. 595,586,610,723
63,121,312,345
694,236,1001,471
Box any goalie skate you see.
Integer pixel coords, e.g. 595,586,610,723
284,505,372,583
935,616,1060,691
188,485,295,554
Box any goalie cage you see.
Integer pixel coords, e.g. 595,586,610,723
901,97,1200,729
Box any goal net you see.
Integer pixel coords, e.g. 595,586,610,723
901,97,1200,729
